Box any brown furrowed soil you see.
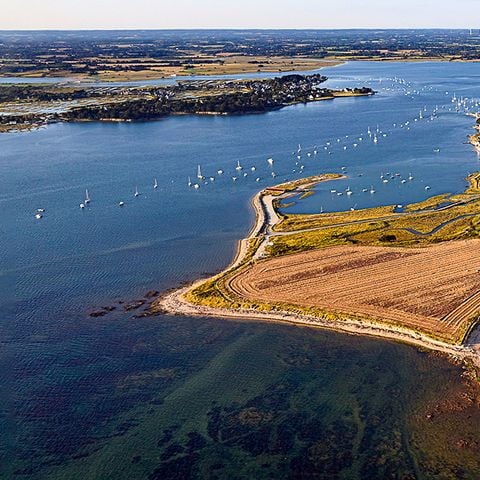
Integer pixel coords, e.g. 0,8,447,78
228,240,480,342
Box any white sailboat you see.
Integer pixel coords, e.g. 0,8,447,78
134,186,140,197
154,178,158,189
197,165,204,180
85,189,91,204
188,176,192,187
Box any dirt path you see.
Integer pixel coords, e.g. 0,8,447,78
272,195,480,237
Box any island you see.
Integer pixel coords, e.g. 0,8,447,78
0,74,373,132
155,167,480,372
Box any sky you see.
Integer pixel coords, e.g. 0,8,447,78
1,0,478,30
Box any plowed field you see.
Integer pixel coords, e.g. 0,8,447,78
228,240,480,342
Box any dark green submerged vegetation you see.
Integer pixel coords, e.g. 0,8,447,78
0,74,373,132
5,313,480,479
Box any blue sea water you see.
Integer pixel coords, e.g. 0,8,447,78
1,61,479,478
3,62,479,317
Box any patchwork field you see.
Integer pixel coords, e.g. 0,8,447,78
228,240,480,343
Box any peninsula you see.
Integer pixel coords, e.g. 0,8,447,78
155,170,480,371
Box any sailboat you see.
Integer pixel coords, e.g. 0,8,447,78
134,186,140,197
188,176,192,187
235,160,242,171
197,165,203,180
154,178,158,189
85,189,91,204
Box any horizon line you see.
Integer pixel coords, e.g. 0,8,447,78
0,27,478,32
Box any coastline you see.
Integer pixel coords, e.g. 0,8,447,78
158,283,478,366
153,176,480,371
